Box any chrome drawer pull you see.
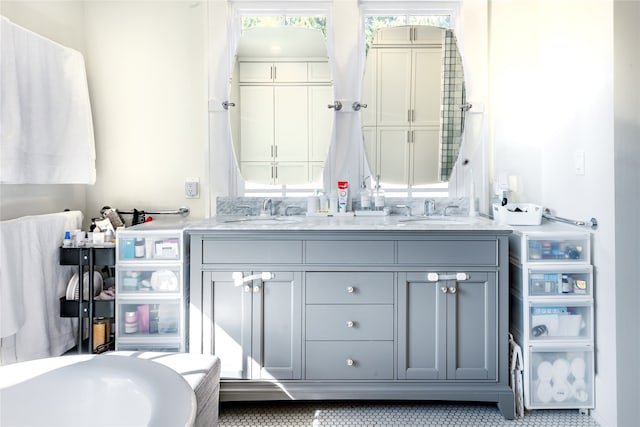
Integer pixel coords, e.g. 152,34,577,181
346,286,355,293
346,320,355,328
346,359,355,366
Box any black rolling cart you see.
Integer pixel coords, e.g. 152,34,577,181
59,246,116,353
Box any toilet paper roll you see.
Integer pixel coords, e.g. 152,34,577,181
536,382,553,403
552,381,571,402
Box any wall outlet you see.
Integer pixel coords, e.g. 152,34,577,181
185,178,199,198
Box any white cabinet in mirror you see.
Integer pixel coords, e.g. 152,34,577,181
229,27,334,186
361,25,466,187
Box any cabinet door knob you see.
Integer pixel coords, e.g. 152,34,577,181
346,286,355,293
448,286,457,294
244,285,251,293
346,320,354,328
253,285,261,293
346,359,355,366
441,286,448,294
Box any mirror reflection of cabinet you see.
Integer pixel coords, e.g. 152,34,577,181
361,25,465,186
363,45,442,185
230,28,334,186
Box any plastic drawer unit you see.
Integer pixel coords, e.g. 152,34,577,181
115,225,188,352
509,224,594,412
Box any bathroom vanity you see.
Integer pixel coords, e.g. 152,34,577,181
187,215,515,419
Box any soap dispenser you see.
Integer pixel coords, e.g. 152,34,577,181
373,175,385,212
359,177,372,211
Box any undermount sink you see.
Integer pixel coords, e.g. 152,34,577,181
395,216,471,225
223,216,302,225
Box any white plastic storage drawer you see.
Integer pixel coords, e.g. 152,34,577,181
118,234,181,261
529,302,592,341
528,347,594,408
528,266,592,297
526,235,590,263
117,300,182,338
117,266,182,294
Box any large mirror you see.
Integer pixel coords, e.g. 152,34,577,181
361,25,466,186
229,27,334,186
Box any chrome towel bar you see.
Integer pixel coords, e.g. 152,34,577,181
542,209,598,230
118,207,190,217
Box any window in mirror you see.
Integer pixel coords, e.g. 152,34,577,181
232,13,331,197
364,15,451,52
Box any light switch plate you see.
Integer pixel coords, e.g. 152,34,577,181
185,177,199,198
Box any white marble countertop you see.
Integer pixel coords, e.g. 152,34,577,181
187,214,512,233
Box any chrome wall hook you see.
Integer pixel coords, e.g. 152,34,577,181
328,101,343,111
352,102,368,111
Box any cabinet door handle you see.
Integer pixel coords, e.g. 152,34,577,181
346,286,355,293
441,286,449,294
253,285,261,293
346,320,355,328
346,358,355,366
448,286,457,294
274,145,278,158
244,285,251,293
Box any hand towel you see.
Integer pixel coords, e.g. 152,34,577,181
0,16,96,184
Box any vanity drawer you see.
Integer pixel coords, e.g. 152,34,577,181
306,305,393,341
306,341,393,380
397,240,497,266
306,272,393,304
201,240,302,264
305,241,394,264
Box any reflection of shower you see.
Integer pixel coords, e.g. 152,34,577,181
440,29,467,182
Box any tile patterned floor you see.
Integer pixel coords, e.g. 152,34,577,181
219,401,600,426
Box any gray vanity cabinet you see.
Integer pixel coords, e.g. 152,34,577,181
199,270,302,380
398,271,497,381
188,229,514,419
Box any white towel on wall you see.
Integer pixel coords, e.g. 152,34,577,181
0,16,96,184
0,211,83,364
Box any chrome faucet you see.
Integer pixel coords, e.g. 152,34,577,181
424,199,435,216
444,205,459,216
395,204,412,217
262,198,273,216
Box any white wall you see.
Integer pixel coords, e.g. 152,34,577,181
489,1,619,425
83,1,208,221
0,1,88,223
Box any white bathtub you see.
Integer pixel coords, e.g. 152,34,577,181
0,354,196,427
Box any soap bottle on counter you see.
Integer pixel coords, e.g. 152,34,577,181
373,175,385,211
359,177,371,211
